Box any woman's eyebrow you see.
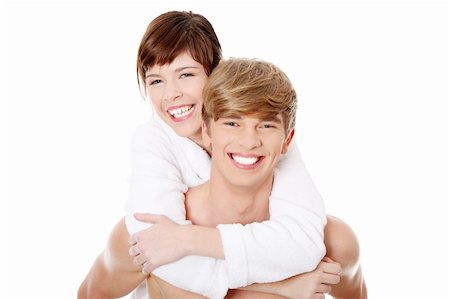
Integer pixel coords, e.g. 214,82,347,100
174,66,200,72
145,73,160,79
145,66,200,78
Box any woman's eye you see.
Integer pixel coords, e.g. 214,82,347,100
149,79,162,85
180,73,193,79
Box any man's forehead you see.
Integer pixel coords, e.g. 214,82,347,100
218,113,283,123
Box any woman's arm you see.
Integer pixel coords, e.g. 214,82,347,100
79,121,224,299
126,124,326,297
125,122,189,235
130,213,224,274
143,259,340,299
140,140,325,286
124,122,230,298
238,258,341,299
129,132,326,295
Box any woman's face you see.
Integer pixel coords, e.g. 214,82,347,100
145,52,208,145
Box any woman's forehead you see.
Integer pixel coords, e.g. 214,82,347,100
145,52,202,75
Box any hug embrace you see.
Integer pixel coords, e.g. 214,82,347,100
78,10,367,299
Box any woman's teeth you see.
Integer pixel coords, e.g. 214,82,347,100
168,105,194,119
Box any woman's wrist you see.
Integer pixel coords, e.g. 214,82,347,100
179,225,196,256
181,225,224,259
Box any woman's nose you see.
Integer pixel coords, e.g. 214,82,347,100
163,81,182,102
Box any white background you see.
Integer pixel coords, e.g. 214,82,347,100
1,1,449,298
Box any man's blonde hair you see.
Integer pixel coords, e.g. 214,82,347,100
202,58,297,135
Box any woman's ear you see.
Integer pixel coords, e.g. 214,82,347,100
281,129,295,154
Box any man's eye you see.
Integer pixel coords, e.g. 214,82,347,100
180,73,193,78
263,124,275,128
224,122,238,127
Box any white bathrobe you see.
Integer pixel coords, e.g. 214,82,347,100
126,115,326,299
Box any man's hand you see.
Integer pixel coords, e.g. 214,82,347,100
128,213,189,274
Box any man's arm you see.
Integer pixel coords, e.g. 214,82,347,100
78,218,145,299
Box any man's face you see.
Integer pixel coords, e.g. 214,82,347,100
203,114,293,190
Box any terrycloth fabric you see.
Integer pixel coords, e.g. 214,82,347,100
125,114,326,298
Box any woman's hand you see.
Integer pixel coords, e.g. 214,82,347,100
238,257,341,299
274,257,341,299
128,213,189,274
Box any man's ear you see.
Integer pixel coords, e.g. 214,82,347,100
281,129,295,154
201,121,212,149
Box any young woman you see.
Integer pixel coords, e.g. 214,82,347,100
78,11,366,299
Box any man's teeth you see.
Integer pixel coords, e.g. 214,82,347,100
232,154,259,165
168,105,193,118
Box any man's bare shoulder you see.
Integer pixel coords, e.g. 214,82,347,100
185,183,212,226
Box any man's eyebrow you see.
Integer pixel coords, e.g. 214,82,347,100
221,114,282,123
145,66,200,79
221,114,243,120
261,115,282,123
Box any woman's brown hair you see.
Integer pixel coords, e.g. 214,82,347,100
137,11,222,91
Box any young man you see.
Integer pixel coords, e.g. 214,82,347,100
131,58,344,298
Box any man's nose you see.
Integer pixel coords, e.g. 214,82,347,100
238,128,262,149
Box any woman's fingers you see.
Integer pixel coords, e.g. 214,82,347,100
319,260,342,275
322,272,341,285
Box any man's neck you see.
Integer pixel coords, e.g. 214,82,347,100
186,171,273,227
